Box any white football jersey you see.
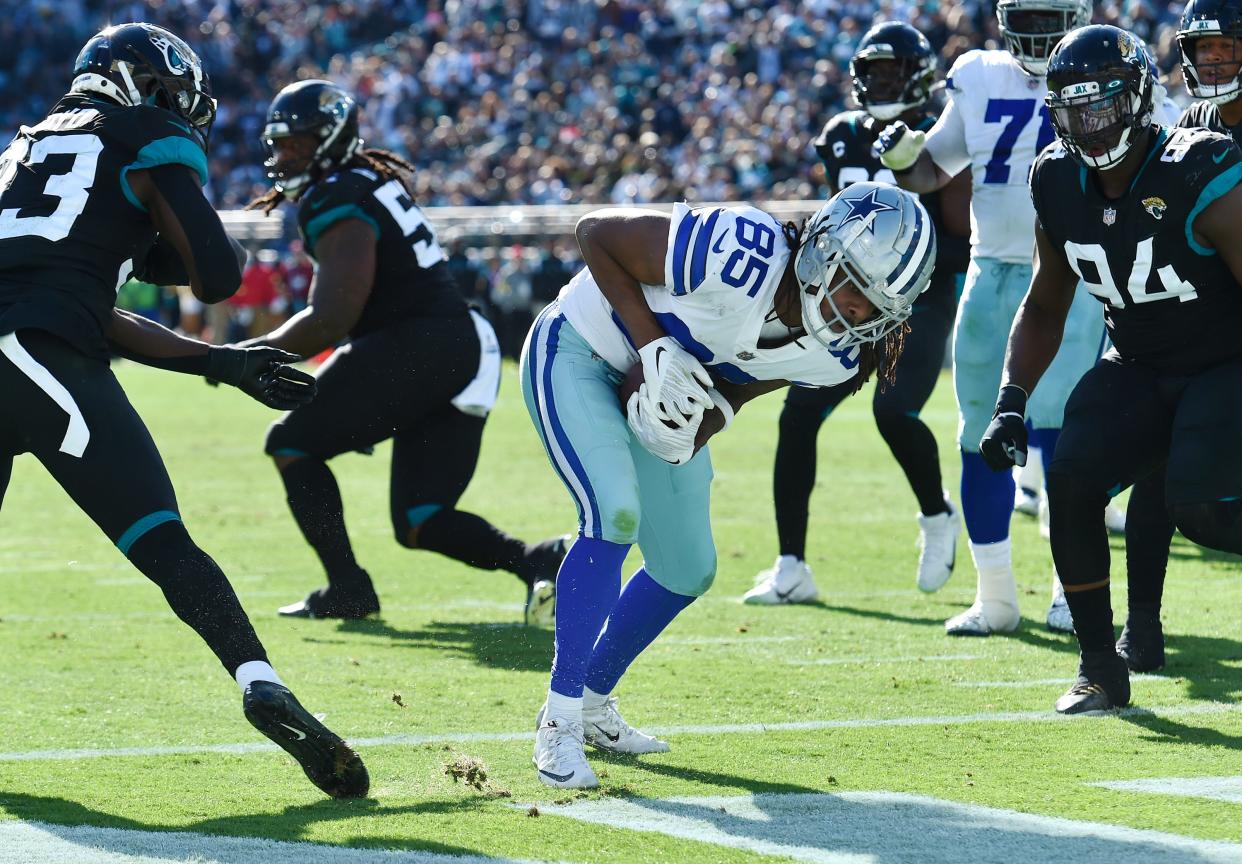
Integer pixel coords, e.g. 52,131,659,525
924,49,1053,263
557,203,859,389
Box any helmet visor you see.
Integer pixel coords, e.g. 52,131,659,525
1050,91,1127,153
795,228,901,349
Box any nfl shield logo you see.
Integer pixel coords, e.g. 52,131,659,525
1103,207,1117,226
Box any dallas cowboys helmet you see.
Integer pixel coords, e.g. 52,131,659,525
1045,26,1154,170
263,79,362,201
71,23,216,149
794,182,936,350
1178,0,1242,105
850,22,938,122
996,0,1094,76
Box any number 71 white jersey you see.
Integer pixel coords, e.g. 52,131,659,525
557,203,859,389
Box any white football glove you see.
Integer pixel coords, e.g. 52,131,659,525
873,121,926,172
637,336,713,427
626,390,699,465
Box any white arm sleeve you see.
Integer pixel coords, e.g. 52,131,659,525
924,94,971,178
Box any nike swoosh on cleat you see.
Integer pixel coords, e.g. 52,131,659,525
592,724,621,743
279,723,308,741
539,768,575,782
774,588,795,600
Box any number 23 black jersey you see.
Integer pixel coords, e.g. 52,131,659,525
0,94,208,359
1030,126,1242,375
296,167,465,338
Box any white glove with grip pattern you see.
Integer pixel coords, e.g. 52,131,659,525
637,336,713,427
626,390,698,465
873,121,926,172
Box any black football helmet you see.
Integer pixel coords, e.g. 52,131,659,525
1178,0,1242,105
1045,26,1154,170
71,23,215,149
849,22,937,121
263,80,362,201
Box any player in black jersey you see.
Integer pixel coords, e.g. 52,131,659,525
1112,0,1242,675
0,23,367,798
244,80,566,625
746,22,971,604
981,25,1242,713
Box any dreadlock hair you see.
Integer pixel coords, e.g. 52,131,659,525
246,148,419,215
781,218,908,395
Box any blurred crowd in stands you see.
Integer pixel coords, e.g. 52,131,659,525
7,0,1193,351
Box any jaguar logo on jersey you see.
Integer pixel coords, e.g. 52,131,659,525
1143,196,1167,220
1103,207,1117,226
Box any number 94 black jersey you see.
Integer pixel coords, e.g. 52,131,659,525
1030,126,1242,375
296,167,465,338
0,94,208,359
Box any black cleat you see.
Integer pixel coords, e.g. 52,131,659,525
1116,605,1165,672
278,581,380,620
525,535,571,585
243,681,369,798
1055,650,1131,715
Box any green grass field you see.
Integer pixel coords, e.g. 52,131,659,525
2,361,1242,864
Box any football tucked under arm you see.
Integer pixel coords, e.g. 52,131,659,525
619,363,726,456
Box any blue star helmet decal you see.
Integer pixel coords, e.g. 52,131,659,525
837,186,899,233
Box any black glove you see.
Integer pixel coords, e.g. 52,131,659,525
979,385,1029,470
205,346,317,410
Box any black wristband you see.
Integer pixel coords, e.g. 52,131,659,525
995,384,1028,416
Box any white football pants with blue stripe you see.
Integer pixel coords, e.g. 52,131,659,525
520,303,718,597
954,258,1104,450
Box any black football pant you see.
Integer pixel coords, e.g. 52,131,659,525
0,329,267,674
1046,352,1242,654
772,276,957,559
265,314,536,591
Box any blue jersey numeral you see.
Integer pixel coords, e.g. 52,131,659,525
721,217,777,297
982,98,1055,184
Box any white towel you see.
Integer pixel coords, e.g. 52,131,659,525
451,309,502,417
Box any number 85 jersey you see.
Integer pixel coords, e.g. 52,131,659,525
558,203,859,389
0,94,208,358
1030,126,1242,375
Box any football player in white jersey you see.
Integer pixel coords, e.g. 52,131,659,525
874,0,1111,637
521,183,935,788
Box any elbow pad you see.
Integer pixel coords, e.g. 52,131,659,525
148,165,242,303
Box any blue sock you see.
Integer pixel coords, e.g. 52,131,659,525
583,568,695,696
1029,427,1060,474
549,536,628,698
960,449,1014,545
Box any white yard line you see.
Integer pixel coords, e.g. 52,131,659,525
956,674,1171,688
787,653,985,666
532,791,1242,863
0,702,1237,763
1092,775,1242,804
0,820,547,864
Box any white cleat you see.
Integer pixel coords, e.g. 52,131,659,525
583,696,670,754
743,556,818,605
945,601,1019,636
1014,486,1041,517
525,579,556,629
532,710,598,789
916,502,960,593
1047,574,1074,633
1104,503,1126,535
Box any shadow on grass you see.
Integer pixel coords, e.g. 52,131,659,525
0,790,509,857
335,617,553,672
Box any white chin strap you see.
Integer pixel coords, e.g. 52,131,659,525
1077,124,1136,170
866,101,917,122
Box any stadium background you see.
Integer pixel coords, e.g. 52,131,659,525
3,0,1188,353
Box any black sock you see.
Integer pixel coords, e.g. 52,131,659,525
1125,471,1174,613
1047,469,1116,653
417,509,529,582
773,404,825,560
278,458,366,589
875,410,947,516
127,521,267,675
